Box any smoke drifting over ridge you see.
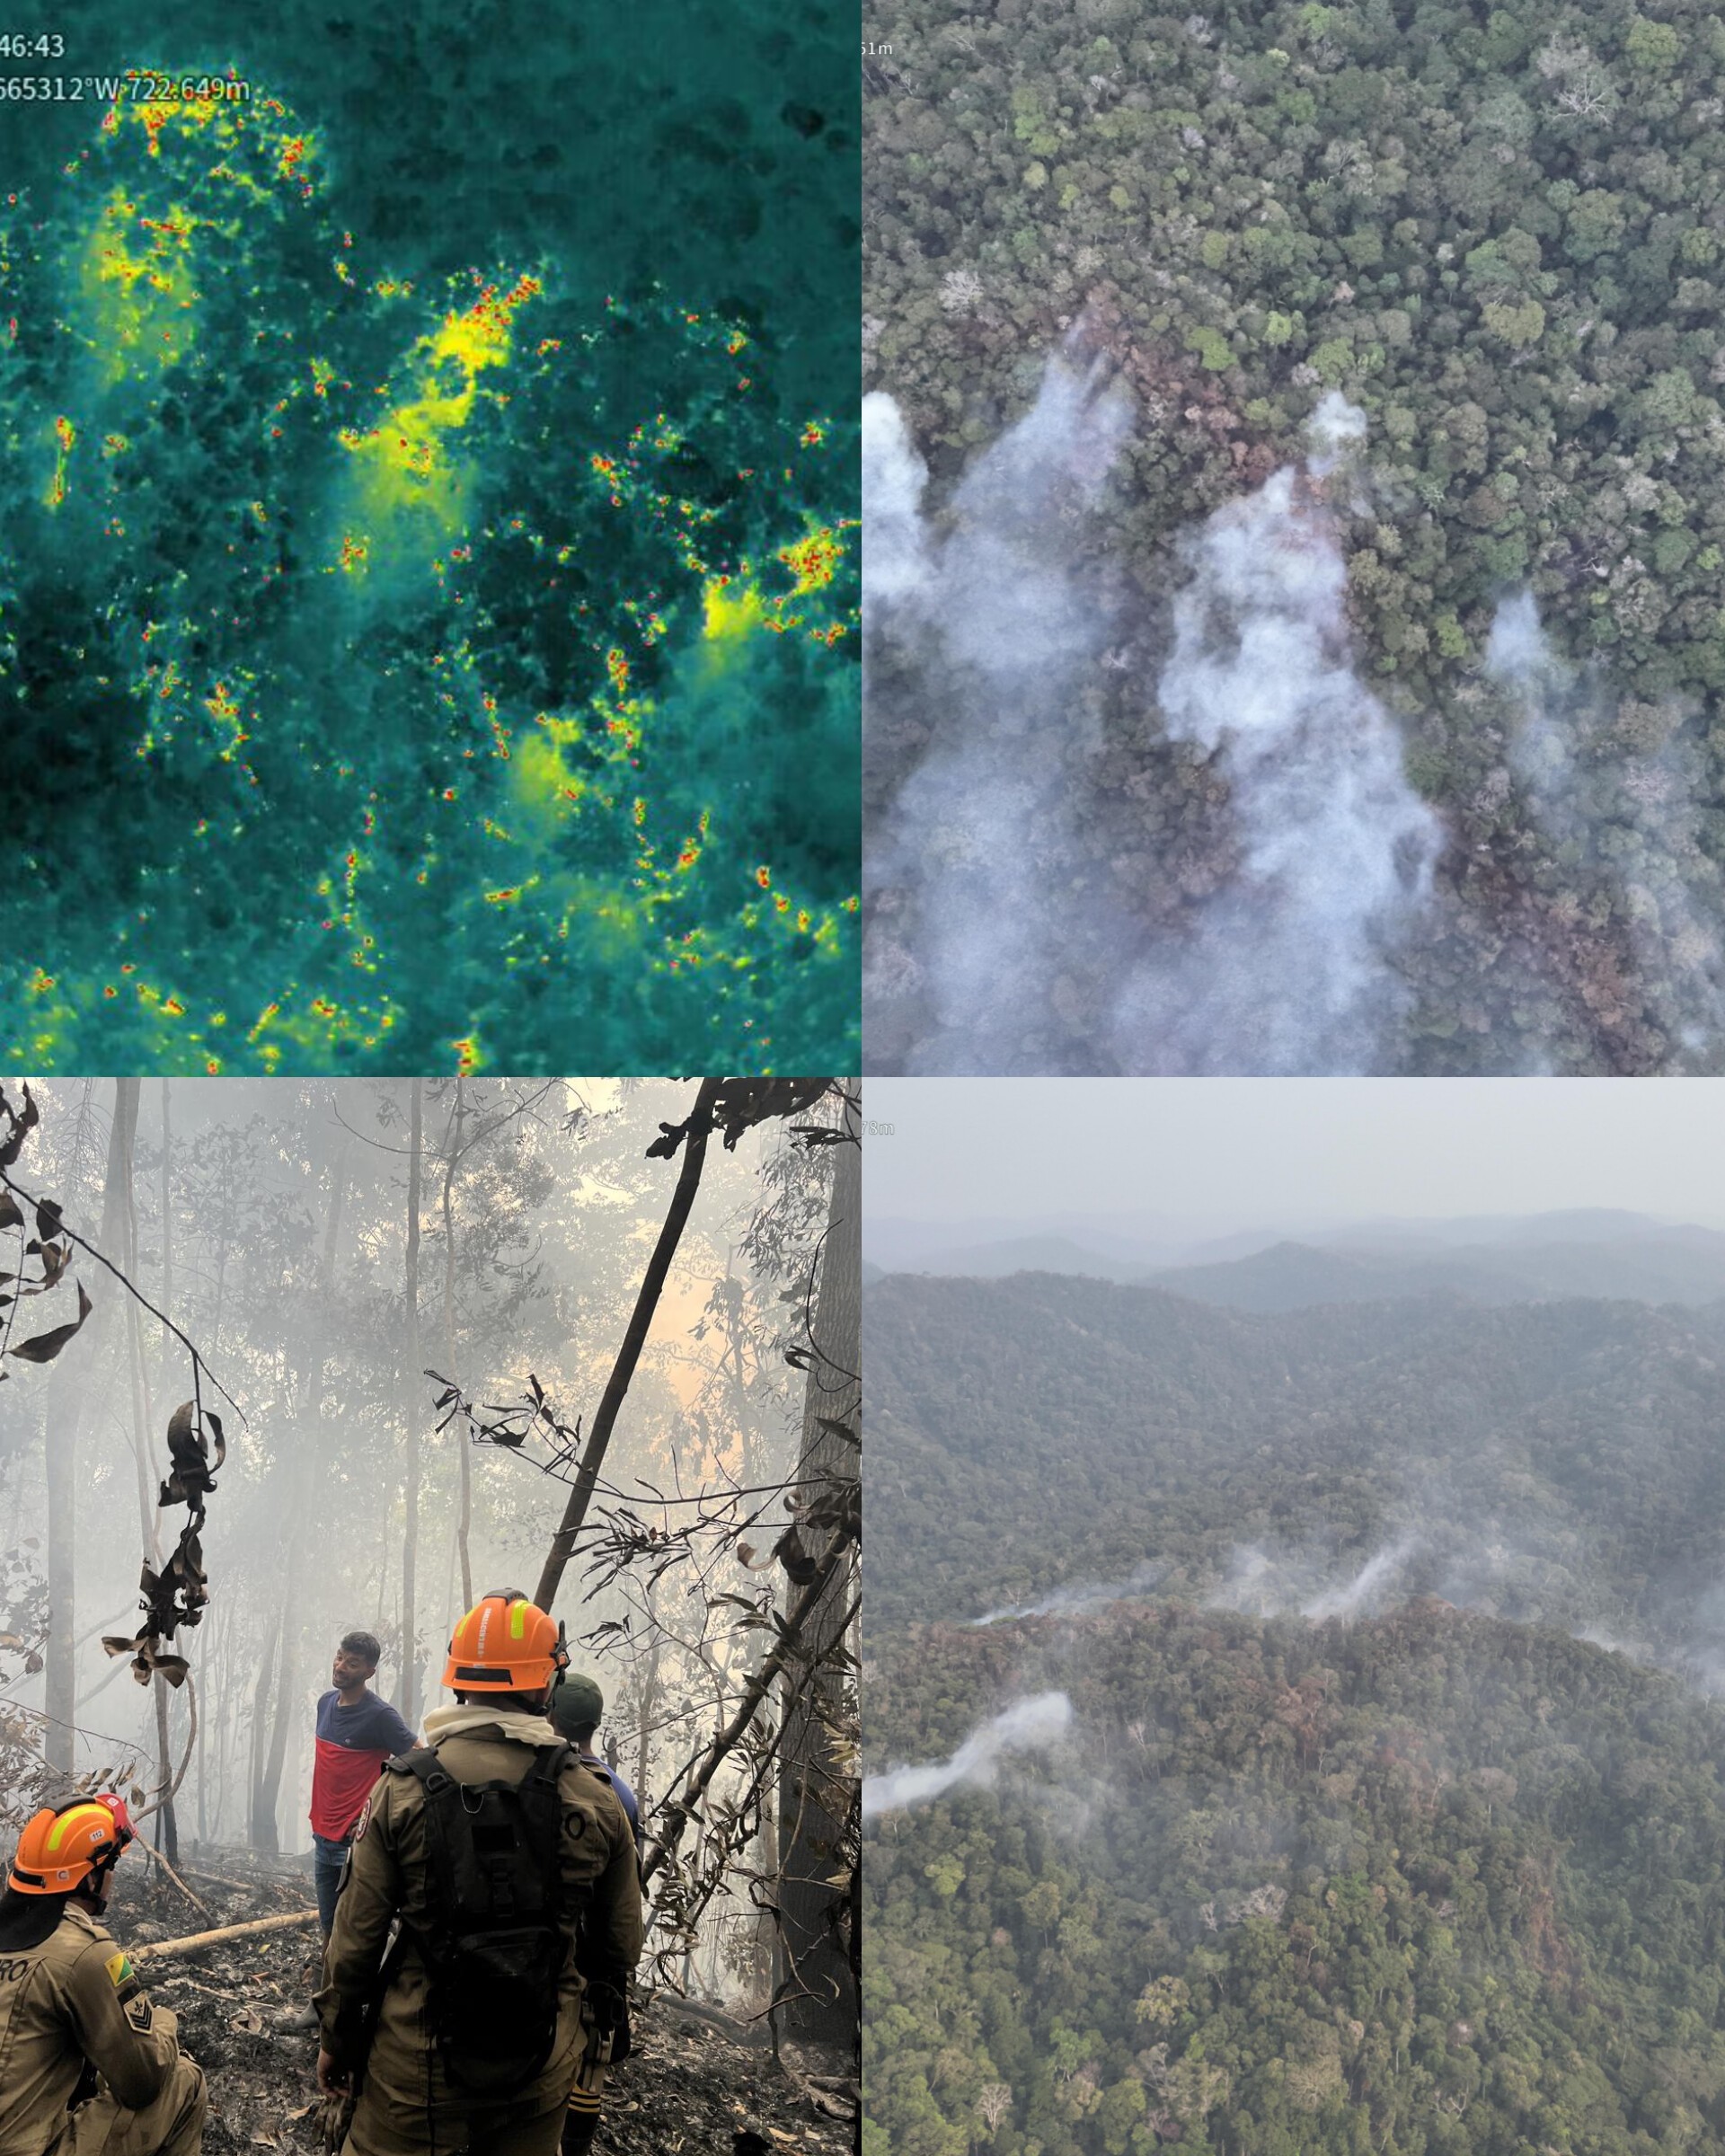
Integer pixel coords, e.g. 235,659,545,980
862,1691,1075,1816
969,1560,1164,1628
1487,588,1725,1060
864,366,1439,1074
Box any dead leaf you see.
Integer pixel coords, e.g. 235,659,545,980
8,1281,93,1364
0,1084,39,1169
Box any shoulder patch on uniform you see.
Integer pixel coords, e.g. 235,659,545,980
106,1949,141,2006
126,1995,151,2031
351,1797,371,1843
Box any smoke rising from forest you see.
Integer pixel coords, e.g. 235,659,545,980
1208,1540,1421,1622
1488,587,1725,1057
1115,395,1441,1074
1300,1536,1421,1621
863,356,1134,1072
969,1561,1163,1629
865,365,1438,1073
862,1691,1073,1816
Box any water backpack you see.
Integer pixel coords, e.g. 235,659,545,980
385,1739,581,2095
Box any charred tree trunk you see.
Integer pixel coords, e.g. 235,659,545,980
254,1609,297,1854
535,1076,725,1612
775,1114,861,2046
400,1080,424,1727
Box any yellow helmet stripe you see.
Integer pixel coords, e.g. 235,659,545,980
510,1599,528,1641
45,1806,103,1854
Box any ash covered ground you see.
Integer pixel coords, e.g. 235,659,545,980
108,1851,853,2156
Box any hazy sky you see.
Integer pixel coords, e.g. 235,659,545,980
865,1079,1725,1231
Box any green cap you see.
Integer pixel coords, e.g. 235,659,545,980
552,1673,605,1736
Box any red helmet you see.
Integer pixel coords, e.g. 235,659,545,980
9,1794,135,1896
442,1595,569,1694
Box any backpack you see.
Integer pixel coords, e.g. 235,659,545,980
385,1739,582,2096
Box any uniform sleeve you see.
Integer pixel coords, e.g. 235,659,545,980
58,1944,177,2114
314,1777,404,2066
583,1805,643,1987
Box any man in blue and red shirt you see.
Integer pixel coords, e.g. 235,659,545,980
310,1630,416,1937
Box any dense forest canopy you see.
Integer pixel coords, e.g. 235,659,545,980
866,1599,1725,2156
865,0,1725,1072
864,1261,1725,2152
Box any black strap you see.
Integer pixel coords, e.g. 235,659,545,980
386,1739,571,1789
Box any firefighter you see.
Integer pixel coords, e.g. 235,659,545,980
314,1595,641,2156
0,1794,207,2156
546,1674,639,2156
546,1674,640,1842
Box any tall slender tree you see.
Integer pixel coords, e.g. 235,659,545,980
400,1080,424,1726
777,1108,861,2042
43,1081,138,1785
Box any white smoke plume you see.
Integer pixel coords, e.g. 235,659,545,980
1208,1535,1420,1621
1487,586,1725,1059
865,371,1441,1072
861,392,930,612
1301,1535,1420,1620
1114,394,1442,1073
1208,1543,1277,1613
1485,587,1579,810
863,354,1135,1072
862,1691,1075,1817
969,1560,1163,1628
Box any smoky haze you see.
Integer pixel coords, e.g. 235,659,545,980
0,1076,816,1936
864,363,1439,1074
864,1076,1725,1244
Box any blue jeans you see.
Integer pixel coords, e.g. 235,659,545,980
312,1832,350,1936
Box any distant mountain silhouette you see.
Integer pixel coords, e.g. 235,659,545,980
1151,1225,1725,1311
863,1211,1725,1307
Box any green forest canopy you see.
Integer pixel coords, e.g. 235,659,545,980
865,0,1725,1069
864,1267,1725,2152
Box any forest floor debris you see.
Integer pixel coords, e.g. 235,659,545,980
111,1850,854,2156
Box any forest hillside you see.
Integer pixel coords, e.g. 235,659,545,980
864,1263,1725,2152
865,1597,1725,2156
866,1268,1725,1650
865,0,1725,1072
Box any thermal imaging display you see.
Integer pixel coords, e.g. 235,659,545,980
1,4,859,1074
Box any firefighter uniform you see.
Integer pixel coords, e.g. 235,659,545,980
314,1702,641,2156
546,1674,639,2156
0,1899,206,2156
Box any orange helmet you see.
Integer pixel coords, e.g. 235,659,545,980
442,1595,569,1694
9,1794,135,1896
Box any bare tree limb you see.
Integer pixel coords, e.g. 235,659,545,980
133,1909,320,1960
641,1539,856,1886
534,1077,725,1611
